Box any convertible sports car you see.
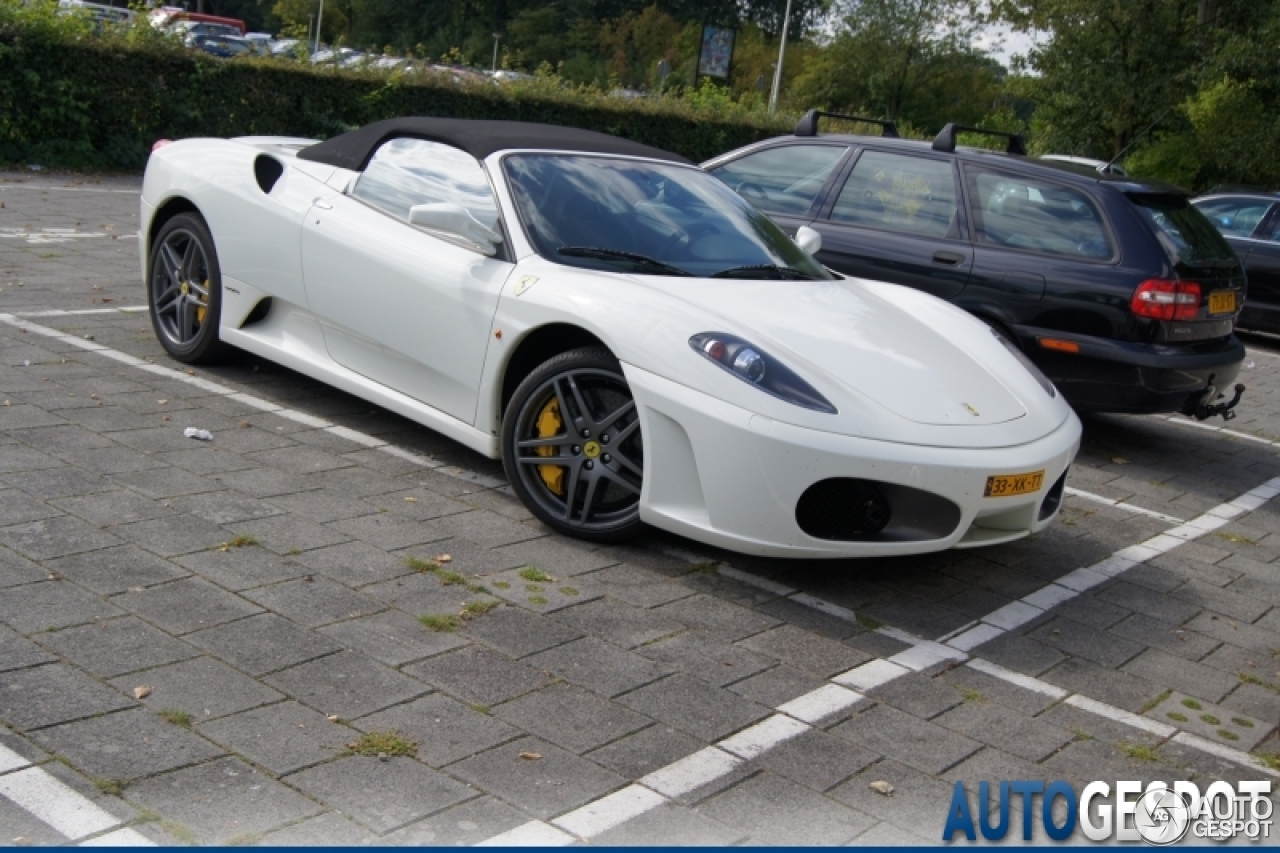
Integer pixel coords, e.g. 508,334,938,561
140,118,1081,558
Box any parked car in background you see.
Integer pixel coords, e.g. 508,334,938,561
1040,155,1129,177
1193,189,1280,335
149,6,246,35
172,20,242,40
188,34,251,58
704,110,1248,420
56,0,134,27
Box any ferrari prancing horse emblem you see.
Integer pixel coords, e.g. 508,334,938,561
514,275,539,296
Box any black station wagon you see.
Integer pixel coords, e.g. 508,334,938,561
703,111,1248,419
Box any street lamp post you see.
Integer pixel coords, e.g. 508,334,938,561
313,0,324,54
768,0,793,114
491,32,501,72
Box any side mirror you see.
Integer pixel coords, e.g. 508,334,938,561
795,225,822,256
408,202,503,256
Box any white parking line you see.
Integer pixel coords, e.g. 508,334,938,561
1063,487,1186,524
0,184,138,194
0,766,125,841
0,314,515,495
943,476,1280,651
79,827,155,846
1165,416,1280,448
0,743,32,775
967,659,1279,778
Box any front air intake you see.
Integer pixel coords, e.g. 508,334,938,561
1039,469,1067,520
795,478,892,540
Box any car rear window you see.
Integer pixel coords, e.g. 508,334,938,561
1130,194,1234,264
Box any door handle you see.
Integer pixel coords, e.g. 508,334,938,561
313,197,333,210
932,250,965,266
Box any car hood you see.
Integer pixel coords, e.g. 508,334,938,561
500,259,1074,449
649,276,1028,427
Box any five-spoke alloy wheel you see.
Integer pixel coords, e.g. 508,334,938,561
503,348,644,542
148,212,229,364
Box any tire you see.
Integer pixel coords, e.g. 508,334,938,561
147,212,231,364
502,347,644,543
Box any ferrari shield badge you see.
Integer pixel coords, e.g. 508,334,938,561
514,275,539,296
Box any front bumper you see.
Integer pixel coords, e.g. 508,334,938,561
625,364,1082,559
1013,325,1246,414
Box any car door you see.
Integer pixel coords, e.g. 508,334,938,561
959,165,1121,335
1240,210,1280,330
706,142,851,237
301,137,513,423
810,148,972,301
1193,195,1275,266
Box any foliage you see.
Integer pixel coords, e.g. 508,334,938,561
0,4,788,172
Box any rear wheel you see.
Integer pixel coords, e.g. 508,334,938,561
148,212,230,364
502,348,644,543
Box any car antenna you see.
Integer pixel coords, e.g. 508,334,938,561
1103,105,1175,173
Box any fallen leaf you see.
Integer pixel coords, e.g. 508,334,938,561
158,399,168,405
1111,457,1128,465
327,714,340,723
869,781,894,796
162,415,170,421
519,751,542,761
404,496,418,503
435,554,453,564
239,421,251,429
133,686,152,699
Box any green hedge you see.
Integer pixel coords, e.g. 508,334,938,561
0,24,790,172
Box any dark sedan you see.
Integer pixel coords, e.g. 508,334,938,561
704,111,1248,419
1193,190,1280,335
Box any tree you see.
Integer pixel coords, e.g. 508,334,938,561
790,0,995,128
993,0,1201,158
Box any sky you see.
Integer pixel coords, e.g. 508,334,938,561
972,23,1046,68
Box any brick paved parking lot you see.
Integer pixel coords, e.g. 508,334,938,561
1,172,1279,845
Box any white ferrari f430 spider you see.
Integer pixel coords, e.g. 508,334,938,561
140,118,1080,558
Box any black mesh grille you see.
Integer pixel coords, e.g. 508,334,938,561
796,479,892,541
1039,469,1068,520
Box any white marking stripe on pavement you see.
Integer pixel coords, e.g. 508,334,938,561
1063,486,1185,523
943,475,1280,650
0,743,32,775
717,714,809,759
638,747,742,799
476,820,575,846
969,659,1280,778
552,784,666,838
79,828,156,846
777,684,864,724
0,766,123,840
0,184,138,194
0,314,487,486
1165,415,1280,448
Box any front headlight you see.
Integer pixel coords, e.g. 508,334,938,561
991,327,1056,398
689,332,837,414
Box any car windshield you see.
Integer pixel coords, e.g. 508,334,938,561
502,154,830,280
1130,194,1234,265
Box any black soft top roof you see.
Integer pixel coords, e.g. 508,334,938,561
295,117,691,171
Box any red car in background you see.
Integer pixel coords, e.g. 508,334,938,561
148,6,246,35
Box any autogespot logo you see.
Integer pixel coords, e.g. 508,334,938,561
942,780,1273,844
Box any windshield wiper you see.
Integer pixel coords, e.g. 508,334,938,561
710,263,821,280
558,247,692,277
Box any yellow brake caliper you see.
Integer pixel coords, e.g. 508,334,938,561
535,397,565,495
195,279,209,325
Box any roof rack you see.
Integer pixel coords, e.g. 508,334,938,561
932,123,1026,156
795,109,899,138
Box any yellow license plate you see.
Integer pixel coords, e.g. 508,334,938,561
984,470,1045,498
1209,291,1237,314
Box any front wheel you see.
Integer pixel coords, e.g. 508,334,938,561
502,348,644,543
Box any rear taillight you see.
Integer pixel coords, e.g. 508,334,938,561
1130,279,1201,321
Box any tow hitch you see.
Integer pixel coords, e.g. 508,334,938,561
1193,383,1246,421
